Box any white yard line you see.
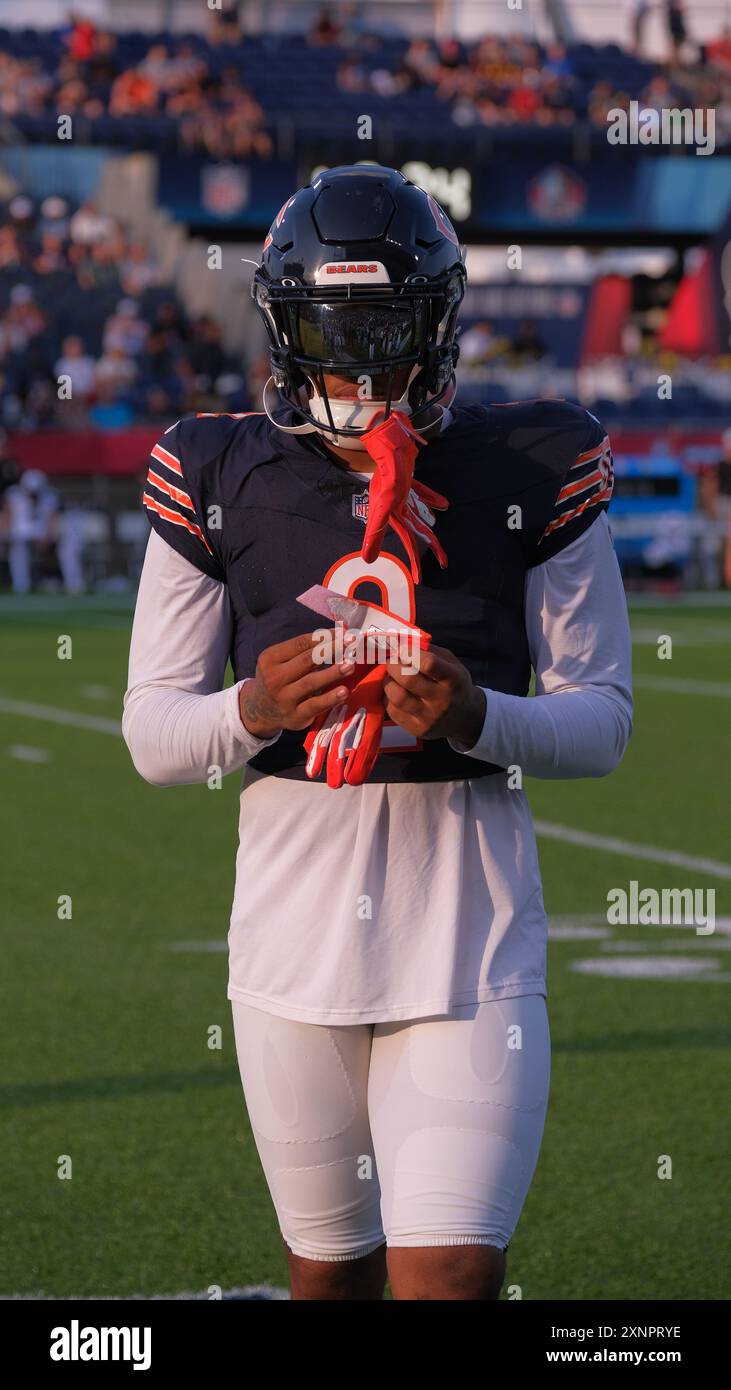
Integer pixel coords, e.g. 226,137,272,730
6,744,50,763
0,697,120,735
2,695,729,881
632,628,731,646
634,675,731,697
533,820,731,880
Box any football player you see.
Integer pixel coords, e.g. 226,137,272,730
123,166,632,1301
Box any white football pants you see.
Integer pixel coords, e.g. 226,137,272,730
232,994,550,1262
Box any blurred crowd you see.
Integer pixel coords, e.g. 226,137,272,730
1,3,730,593
458,319,731,421
0,194,247,431
0,12,272,158
0,6,730,152
336,27,731,138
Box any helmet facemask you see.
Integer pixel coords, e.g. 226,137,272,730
255,270,464,449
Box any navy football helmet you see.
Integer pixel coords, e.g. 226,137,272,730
252,165,466,447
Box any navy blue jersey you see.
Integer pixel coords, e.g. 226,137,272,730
143,401,614,782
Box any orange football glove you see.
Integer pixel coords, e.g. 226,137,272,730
304,661,388,789
304,610,431,788
360,410,448,583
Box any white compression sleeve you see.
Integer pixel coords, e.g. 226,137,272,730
449,513,633,778
122,529,280,787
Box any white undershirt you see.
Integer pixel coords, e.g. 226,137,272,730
123,513,632,1023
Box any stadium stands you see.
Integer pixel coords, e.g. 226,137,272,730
0,23,728,155
0,17,729,432
0,13,729,589
0,192,248,431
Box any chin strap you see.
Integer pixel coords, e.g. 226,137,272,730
262,377,318,434
263,377,456,447
360,410,449,584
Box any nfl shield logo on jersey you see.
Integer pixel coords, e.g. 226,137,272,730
352,493,369,523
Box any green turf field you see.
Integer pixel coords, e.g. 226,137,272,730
1,596,729,1300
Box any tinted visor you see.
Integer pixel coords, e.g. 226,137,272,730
291,299,428,366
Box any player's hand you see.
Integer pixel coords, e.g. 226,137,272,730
383,644,486,748
239,632,353,739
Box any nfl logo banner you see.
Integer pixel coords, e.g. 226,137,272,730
201,164,250,219
352,493,369,523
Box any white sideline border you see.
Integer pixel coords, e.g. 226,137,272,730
2,1286,290,1301
2,696,731,880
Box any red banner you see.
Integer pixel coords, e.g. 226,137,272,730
6,424,725,478
7,427,161,476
